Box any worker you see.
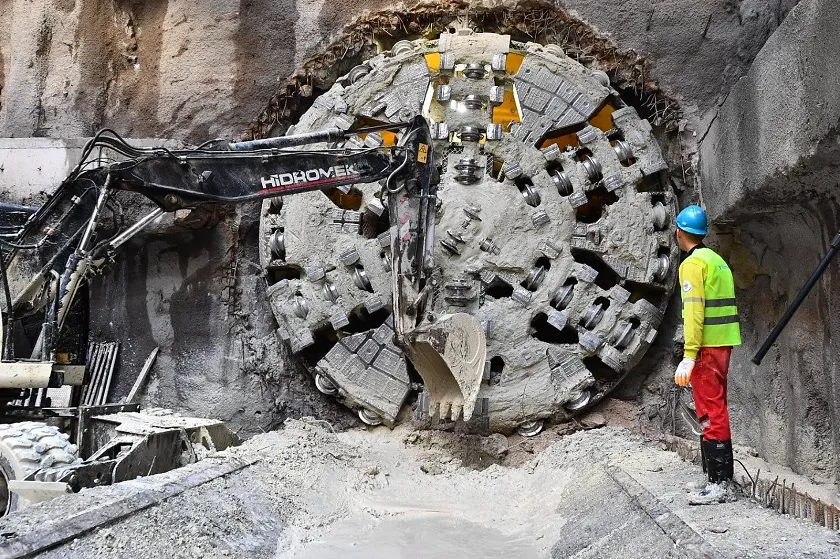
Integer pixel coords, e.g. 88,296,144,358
673,204,742,505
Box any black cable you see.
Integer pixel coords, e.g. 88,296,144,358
69,130,124,181
734,458,755,487
66,129,176,184
349,122,410,135
3,181,103,255
0,238,42,250
194,138,227,149
104,194,126,234
43,268,64,361
0,247,14,361
167,145,390,158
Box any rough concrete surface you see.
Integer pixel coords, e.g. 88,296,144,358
0,0,394,141
0,0,797,141
699,0,840,223
695,0,840,484
555,0,799,120
4,416,837,558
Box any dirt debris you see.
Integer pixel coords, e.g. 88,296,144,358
22,413,840,559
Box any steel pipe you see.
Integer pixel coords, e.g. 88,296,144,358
753,230,840,365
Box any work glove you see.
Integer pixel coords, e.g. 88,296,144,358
674,357,695,387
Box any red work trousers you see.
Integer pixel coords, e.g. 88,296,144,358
692,346,732,442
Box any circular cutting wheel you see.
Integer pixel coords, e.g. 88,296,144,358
516,420,544,438
260,29,678,433
358,408,383,426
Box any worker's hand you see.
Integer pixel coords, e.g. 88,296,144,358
674,357,695,387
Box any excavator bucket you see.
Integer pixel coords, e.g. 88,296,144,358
405,313,487,421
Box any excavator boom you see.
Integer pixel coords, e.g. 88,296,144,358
0,115,487,423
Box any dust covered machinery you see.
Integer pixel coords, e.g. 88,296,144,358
0,409,238,515
0,107,447,513
0,104,464,514
259,29,678,435
0,29,678,517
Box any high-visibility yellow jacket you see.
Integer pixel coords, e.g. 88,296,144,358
679,245,742,359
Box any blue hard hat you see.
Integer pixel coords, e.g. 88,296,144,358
676,205,707,235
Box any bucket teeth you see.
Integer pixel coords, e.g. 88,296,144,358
405,313,487,422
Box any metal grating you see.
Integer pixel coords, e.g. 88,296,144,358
80,342,120,406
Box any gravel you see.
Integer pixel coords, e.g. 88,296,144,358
22,415,840,559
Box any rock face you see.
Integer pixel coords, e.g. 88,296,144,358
556,0,800,118
0,0,392,140
698,0,840,484
0,1,797,141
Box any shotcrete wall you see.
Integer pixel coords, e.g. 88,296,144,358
699,0,840,483
0,1,799,141
557,0,799,118
0,0,803,437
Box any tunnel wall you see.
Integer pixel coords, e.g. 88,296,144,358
0,0,801,437
699,0,840,483
1,1,798,141
555,0,799,119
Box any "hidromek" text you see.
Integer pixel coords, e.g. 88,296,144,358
260,164,358,189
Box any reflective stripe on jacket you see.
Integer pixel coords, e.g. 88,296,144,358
679,246,742,359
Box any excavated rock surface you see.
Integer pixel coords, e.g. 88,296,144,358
0,0,797,141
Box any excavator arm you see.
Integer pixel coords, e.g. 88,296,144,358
386,145,486,421
103,130,406,211
5,118,429,356
0,116,487,422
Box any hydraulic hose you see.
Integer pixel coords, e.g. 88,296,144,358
0,248,14,361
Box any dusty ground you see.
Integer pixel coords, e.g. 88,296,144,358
0,403,832,559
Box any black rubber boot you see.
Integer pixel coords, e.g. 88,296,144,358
685,439,711,492
706,440,733,484
721,440,734,481
690,440,735,505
